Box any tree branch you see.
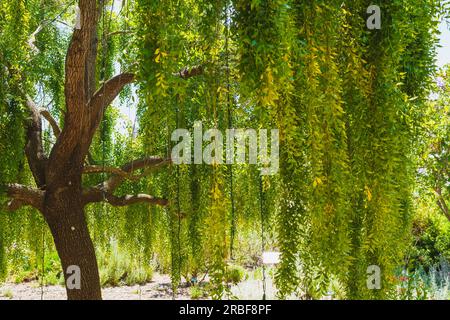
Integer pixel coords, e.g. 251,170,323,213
105,193,168,207
82,189,167,207
435,187,450,222
40,109,61,138
174,65,204,79
5,184,45,212
83,64,202,154
100,156,171,193
7,199,26,212
83,165,128,177
25,97,47,188
27,25,45,53
88,72,135,118
82,72,135,151
82,156,170,206
106,30,135,38
45,0,100,184
65,0,99,111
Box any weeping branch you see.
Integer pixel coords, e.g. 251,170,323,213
85,64,204,150
88,72,136,111
26,1,76,53
81,62,204,157
76,72,136,159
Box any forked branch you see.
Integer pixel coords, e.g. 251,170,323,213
98,156,171,193
82,156,171,206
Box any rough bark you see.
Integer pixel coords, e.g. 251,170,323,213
44,178,102,300
37,0,102,300
6,184,44,212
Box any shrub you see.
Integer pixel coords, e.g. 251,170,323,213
225,265,246,285
97,242,153,287
409,212,450,271
190,286,206,300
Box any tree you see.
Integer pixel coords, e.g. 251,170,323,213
0,0,444,300
419,67,450,222
1,0,202,300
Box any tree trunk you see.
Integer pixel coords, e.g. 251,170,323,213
43,167,102,300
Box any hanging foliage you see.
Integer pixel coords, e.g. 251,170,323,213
0,0,444,300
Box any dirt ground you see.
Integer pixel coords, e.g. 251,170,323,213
0,271,279,300
0,273,191,300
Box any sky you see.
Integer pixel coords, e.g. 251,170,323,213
437,20,450,67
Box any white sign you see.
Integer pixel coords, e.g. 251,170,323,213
262,251,280,265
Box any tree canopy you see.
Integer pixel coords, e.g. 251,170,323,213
0,0,448,300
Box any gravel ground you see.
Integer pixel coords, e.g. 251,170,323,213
0,271,281,300
0,274,191,300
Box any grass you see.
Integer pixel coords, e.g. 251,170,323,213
225,265,247,285
190,285,206,300
9,251,64,286
97,241,153,287
1,289,13,299
6,242,154,288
